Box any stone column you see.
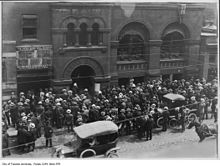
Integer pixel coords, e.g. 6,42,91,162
202,52,209,80
87,28,92,47
110,41,119,85
185,39,201,77
75,28,80,47
99,32,103,45
169,74,173,81
148,40,162,79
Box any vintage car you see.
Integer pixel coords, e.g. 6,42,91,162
157,93,197,128
52,121,120,158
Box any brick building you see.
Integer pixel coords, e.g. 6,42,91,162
2,2,218,98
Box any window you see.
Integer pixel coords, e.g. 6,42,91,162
2,58,7,82
22,15,38,39
160,32,185,59
79,23,88,46
91,23,99,45
209,55,216,63
117,34,144,61
66,23,75,46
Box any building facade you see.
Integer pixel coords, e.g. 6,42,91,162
2,2,217,97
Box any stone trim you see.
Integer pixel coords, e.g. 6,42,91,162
63,56,104,79
149,40,162,47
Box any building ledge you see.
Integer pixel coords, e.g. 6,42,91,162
21,39,39,43
201,32,217,37
117,60,146,64
160,58,185,62
62,45,107,52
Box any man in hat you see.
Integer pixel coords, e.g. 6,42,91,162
2,122,11,157
44,121,53,147
64,109,74,132
118,109,126,135
70,101,80,125
23,101,31,115
88,104,99,122
211,97,217,120
125,108,133,135
145,112,154,141
10,102,19,127
71,82,78,94
17,102,25,114
55,102,64,129
198,98,206,122
28,123,37,151
179,106,186,132
19,92,26,102
3,101,11,126
162,106,170,131
75,114,84,126
10,91,17,103
44,107,53,126
36,101,45,116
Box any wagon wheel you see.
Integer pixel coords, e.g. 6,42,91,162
156,117,164,128
107,152,119,158
169,118,178,129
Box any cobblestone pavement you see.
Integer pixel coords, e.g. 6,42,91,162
5,119,217,159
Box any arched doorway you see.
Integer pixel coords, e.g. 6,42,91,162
71,65,95,94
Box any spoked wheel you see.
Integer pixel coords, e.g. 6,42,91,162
188,113,197,122
157,117,164,128
169,118,178,129
107,152,119,158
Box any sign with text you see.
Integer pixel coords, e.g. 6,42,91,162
16,45,52,69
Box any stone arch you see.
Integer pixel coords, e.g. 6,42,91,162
112,19,153,40
118,21,150,41
60,16,77,29
160,22,190,60
78,17,91,28
92,17,105,28
160,22,190,39
63,57,104,79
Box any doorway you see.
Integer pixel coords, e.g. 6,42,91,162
71,65,95,94
173,73,183,80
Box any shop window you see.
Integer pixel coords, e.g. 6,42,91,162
79,23,88,46
22,15,38,39
66,23,75,46
91,23,99,45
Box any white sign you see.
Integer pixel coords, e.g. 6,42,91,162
94,83,101,92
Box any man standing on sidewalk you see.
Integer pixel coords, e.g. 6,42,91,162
44,121,53,147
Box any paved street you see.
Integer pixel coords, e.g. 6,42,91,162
5,119,217,159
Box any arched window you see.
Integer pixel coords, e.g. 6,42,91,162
160,31,185,59
91,23,99,45
79,23,88,46
117,22,149,61
66,23,75,46
117,34,144,61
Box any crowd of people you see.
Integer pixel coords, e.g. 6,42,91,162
2,77,218,156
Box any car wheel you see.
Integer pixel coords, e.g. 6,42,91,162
107,152,119,158
169,119,177,129
80,149,96,158
157,117,164,128
188,113,197,122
